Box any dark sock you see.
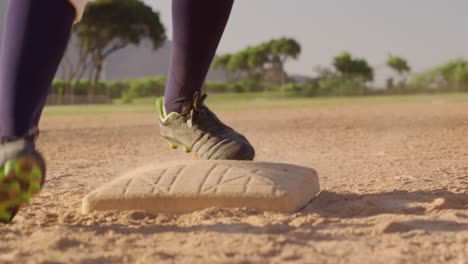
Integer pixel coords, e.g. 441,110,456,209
0,0,75,139
164,0,234,113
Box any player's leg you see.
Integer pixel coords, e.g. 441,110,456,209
0,0,77,223
164,0,234,113
158,0,255,160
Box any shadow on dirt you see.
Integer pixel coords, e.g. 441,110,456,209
303,189,468,218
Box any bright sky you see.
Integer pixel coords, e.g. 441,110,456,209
145,0,468,82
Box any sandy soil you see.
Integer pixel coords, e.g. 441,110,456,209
1,102,468,263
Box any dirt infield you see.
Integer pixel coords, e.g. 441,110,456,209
1,102,468,263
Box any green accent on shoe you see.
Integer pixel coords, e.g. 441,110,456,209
183,146,192,153
156,97,180,123
30,166,42,180
156,93,255,160
168,141,178,149
0,210,12,222
0,140,46,223
4,160,20,176
0,158,44,222
29,182,42,194
18,193,31,202
4,182,20,194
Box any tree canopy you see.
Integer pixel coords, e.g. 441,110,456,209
410,59,468,91
213,37,301,84
387,55,411,75
76,0,166,95
333,52,374,81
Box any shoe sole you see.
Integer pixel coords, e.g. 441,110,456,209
165,138,254,161
0,154,44,223
166,138,193,153
165,138,203,160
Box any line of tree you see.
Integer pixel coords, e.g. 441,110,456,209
54,0,468,100
214,45,414,96
51,57,468,102
410,59,468,92
307,52,411,96
55,0,425,99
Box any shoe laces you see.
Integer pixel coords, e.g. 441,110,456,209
186,92,224,132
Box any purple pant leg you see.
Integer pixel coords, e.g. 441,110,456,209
0,0,75,139
164,0,234,113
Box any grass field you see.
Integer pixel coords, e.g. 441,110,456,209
42,92,468,116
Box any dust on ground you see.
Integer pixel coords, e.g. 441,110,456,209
1,103,468,263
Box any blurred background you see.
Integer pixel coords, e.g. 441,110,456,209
0,0,467,106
